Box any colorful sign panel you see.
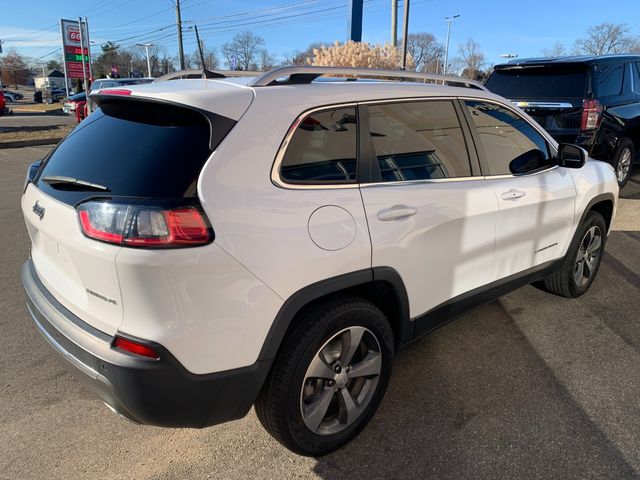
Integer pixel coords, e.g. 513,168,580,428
60,19,90,79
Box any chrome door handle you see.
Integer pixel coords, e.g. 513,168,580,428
377,205,417,221
501,189,526,200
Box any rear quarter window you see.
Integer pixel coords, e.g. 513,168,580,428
596,63,624,97
279,106,357,184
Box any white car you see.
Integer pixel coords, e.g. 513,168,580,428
20,66,618,456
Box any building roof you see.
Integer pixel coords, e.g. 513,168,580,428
37,69,65,79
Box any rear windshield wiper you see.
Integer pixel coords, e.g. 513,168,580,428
41,175,110,192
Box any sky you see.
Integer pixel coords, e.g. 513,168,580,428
2,0,640,67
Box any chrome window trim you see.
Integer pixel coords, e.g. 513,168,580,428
271,95,561,190
272,96,478,190
511,101,573,109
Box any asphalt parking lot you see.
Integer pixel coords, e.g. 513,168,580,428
1,145,639,480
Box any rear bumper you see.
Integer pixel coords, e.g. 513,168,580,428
21,259,270,428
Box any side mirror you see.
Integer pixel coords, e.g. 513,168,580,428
509,149,551,175
557,143,586,169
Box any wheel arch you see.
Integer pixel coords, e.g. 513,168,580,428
257,267,413,363
579,192,615,232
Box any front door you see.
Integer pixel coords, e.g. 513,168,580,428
462,100,576,281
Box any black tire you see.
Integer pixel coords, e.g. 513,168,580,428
612,138,634,188
541,211,607,298
255,296,394,456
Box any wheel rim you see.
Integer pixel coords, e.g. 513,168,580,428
574,225,602,287
300,326,382,436
617,148,632,184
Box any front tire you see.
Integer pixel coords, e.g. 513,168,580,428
255,297,394,456
613,138,634,188
541,211,606,298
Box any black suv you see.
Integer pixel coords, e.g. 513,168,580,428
486,55,640,187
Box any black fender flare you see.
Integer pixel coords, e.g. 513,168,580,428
257,267,412,362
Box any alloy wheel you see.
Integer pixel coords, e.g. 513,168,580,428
574,225,602,287
300,326,382,436
617,148,632,184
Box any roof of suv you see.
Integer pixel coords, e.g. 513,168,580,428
495,54,640,69
92,75,504,120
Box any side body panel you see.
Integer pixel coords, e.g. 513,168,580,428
197,93,372,302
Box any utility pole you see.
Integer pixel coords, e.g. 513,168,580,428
443,14,460,76
176,0,185,70
391,0,398,47
400,0,410,70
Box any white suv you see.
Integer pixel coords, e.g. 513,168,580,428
21,66,618,456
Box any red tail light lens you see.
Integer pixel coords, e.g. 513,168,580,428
113,336,160,359
581,99,603,131
99,89,132,96
77,200,213,248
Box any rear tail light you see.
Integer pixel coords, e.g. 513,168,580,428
113,336,160,359
580,99,603,131
77,199,213,248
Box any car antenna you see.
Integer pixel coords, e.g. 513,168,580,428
194,25,220,79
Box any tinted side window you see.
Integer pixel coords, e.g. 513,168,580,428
464,101,551,176
633,63,640,94
597,63,624,97
280,107,357,184
367,100,471,182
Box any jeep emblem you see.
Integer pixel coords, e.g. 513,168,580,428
32,201,45,221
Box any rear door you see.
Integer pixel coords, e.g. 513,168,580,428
486,64,590,143
359,99,499,319
461,99,576,280
22,100,224,335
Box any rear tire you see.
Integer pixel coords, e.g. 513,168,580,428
255,297,394,456
541,211,606,298
613,138,634,188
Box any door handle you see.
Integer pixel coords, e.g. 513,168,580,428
501,189,526,200
377,205,418,221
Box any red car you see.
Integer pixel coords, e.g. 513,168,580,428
0,91,6,115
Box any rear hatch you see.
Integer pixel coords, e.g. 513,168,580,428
485,63,590,141
22,96,237,335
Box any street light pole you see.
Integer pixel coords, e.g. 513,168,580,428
443,14,460,76
137,43,154,78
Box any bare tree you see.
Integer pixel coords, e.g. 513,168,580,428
573,22,640,55
0,50,29,88
542,42,567,57
458,39,486,79
222,31,265,70
190,44,219,70
282,42,325,66
406,32,444,72
258,50,277,71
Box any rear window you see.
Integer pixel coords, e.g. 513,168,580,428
36,101,219,205
486,65,589,98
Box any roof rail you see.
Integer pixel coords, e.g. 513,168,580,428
248,66,488,91
153,69,260,83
